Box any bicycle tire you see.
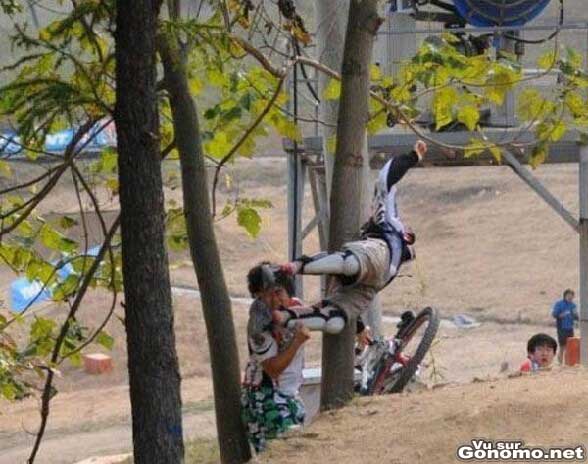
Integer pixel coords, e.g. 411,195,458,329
372,306,440,394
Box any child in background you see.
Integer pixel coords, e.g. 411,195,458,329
520,333,557,373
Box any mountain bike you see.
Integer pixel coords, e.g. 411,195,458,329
355,306,440,395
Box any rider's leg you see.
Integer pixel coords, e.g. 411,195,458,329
280,302,347,335
284,251,360,277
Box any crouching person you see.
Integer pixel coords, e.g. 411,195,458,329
241,263,310,453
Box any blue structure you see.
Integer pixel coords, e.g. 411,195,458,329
9,246,101,313
0,120,117,158
453,0,551,27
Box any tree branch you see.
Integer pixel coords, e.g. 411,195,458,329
210,75,285,217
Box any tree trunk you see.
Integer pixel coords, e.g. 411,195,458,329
320,0,381,411
315,0,349,198
114,1,185,463
159,38,252,464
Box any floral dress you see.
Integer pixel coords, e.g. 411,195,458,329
241,299,305,452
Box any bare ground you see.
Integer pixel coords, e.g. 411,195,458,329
261,369,588,464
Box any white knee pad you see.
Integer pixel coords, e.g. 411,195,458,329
301,252,360,277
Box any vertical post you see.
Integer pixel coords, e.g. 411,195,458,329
579,144,588,366
288,59,305,298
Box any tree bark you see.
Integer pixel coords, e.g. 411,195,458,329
159,38,252,464
114,1,185,463
320,0,381,411
315,0,349,198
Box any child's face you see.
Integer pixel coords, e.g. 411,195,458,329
530,344,555,368
565,292,575,303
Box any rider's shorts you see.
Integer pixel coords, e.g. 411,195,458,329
343,238,391,290
327,238,391,319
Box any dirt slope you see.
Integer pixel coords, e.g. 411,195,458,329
262,369,588,464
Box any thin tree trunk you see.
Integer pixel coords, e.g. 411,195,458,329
316,0,382,337
320,0,382,411
159,38,252,464
114,1,185,462
315,0,349,198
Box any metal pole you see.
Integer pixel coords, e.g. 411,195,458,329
502,150,579,232
579,144,588,366
287,57,304,298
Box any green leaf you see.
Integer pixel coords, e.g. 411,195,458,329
30,316,56,341
204,105,220,120
189,78,203,96
0,160,12,178
25,259,55,285
59,216,78,230
207,68,226,87
68,351,82,367
529,144,548,169
433,87,458,130
100,148,117,173
323,79,341,100
1,383,17,401
168,233,188,251
367,111,387,135
538,50,558,70
52,274,80,301
457,106,479,131
369,64,382,81
550,120,566,142
106,178,119,194
96,331,114,350
489,145,502,163
517,89,544,121
17,220,35,238
40,224,77,254
565,91,585,118
566,47,583,69
237,206,261,238
204,131,232,159
484,68,517,105
463,139,486,158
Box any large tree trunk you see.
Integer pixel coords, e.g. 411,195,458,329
159,38,252,464
114,1,185,463
320,0,381,411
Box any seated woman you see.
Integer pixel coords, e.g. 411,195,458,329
241,263,310,453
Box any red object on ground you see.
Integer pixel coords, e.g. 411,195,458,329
565,337,580,366
83,353,114,374
520,359,532,373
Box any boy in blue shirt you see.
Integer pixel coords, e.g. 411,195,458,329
552,289,578,365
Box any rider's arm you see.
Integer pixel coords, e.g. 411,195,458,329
386,150,419,191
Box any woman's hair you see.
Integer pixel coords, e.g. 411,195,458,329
527,333,557,354
247,262,295,297
563,288,575,299
247,261,272,297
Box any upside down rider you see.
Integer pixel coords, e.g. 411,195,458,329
275,140,428,334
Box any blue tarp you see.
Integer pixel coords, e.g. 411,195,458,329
9,246,101,313
0,120,117,158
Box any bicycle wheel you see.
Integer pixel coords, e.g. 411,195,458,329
372,306,440,394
